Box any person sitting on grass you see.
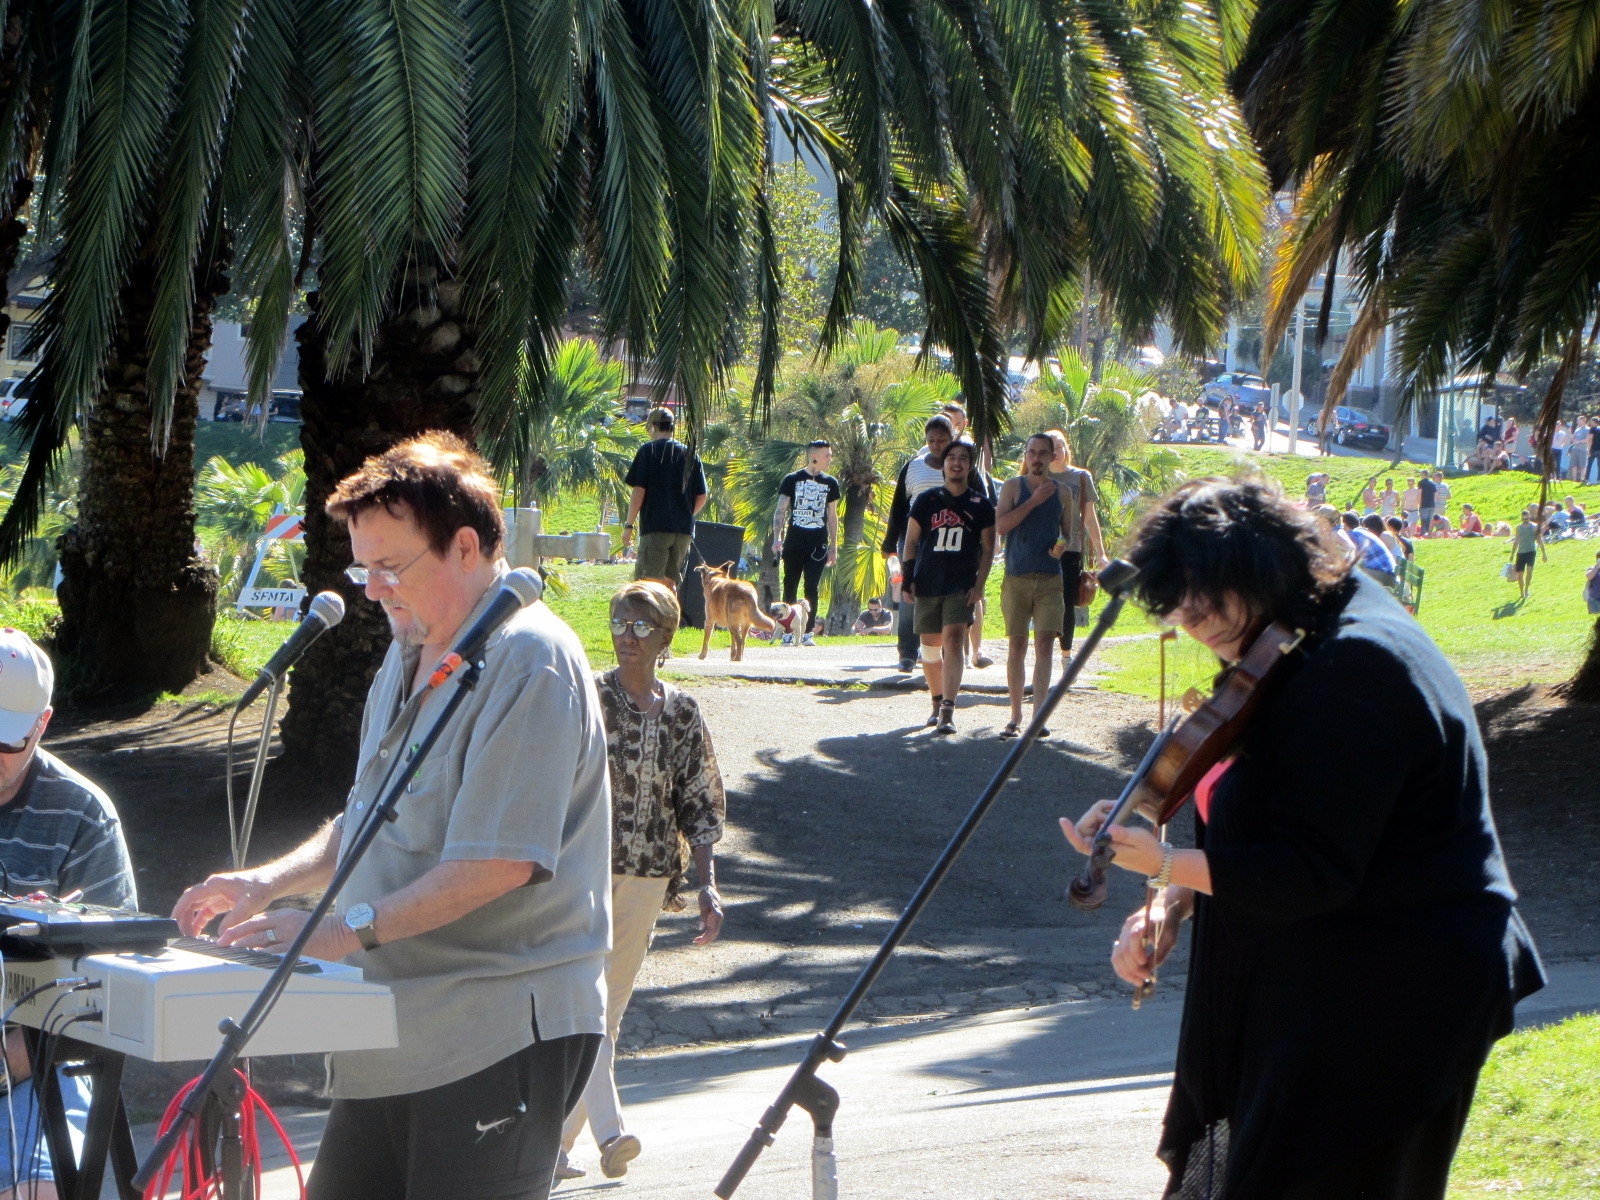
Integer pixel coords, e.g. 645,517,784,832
1459,504,1484,537
851,596,895,635
1342,511,1397,588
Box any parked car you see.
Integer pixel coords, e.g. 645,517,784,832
0,377,31,421
1306,405,1390,450
1203,371,1271,413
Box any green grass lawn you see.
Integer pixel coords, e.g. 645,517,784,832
1094,532,1600,698
1085,444,1600,697
1448,1014,1600,1198
1169,444,1600,527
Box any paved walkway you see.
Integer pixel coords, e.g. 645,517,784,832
113,960,1600,1198
666,635,1153,694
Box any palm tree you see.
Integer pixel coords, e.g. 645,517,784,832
0,0,262,696
504,338,635,516
1233,0,1600,698
195,449,306,601
0,1,1266,766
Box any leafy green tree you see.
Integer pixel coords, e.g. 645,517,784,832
1232,0,1600,697
0,0,1269,768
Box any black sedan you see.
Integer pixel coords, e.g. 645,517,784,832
1303,405,1391,450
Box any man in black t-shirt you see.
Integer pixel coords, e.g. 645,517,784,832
621,408,708,589
772,441,841,643
1417,474,1437,534
939,401,997,669
902,440,995,735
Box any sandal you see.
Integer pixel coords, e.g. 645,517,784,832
935,700,956,735
999,721,1020,739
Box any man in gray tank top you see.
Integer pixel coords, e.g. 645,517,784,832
994,434,1079,737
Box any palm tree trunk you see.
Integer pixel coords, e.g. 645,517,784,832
54,252,223,696
1563,619,1600,702
277,266,482,785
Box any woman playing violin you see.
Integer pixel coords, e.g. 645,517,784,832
1062,478,1543,1200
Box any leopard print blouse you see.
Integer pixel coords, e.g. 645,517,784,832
597,670,725,906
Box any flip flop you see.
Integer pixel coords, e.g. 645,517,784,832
999,722,1020,739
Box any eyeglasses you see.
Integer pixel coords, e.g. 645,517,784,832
609,618,660,638
0,718,40,755
346,547,431,588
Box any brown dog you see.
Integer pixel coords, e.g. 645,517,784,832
696,562,774,661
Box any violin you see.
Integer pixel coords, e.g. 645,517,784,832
1067,621,1306,914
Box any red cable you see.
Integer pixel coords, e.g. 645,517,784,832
144,1070,307,1199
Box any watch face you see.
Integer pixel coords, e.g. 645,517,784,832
345,902,375,930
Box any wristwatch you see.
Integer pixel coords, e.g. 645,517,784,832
345,902,380,951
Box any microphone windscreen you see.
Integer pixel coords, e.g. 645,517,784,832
1098,559,1139,595
502,567,545,608
307,590,347,627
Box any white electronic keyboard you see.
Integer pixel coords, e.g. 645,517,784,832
1,937,397,1061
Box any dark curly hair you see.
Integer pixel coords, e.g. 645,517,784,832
1124,476,1353,635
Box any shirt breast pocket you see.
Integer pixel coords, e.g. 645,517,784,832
372,759,456,860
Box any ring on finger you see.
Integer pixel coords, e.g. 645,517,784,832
265,928,278,945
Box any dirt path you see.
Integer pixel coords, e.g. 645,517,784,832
40,677,1600,1114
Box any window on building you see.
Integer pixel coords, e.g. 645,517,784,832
6,322,37,364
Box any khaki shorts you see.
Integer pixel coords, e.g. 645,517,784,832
1001,571,1066,637
635,532,692,583
915,592,975,634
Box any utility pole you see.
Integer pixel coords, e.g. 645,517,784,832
1288,301,1305,455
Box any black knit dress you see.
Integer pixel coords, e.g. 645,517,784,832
1160,573,1545,1200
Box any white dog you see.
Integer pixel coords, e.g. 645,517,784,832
767,600,812,646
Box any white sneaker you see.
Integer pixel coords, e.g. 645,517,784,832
781,633,794,646
600,1134,642,1179
801,633,816,646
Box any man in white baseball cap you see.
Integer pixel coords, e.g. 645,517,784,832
0,627,136,1198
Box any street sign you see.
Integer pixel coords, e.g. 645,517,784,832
237,586,306,609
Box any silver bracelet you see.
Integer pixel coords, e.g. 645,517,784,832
1148,841,1175,890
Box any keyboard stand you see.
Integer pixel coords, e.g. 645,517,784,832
28,1033,140,1200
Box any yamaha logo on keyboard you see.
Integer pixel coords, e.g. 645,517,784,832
2,971,50,1010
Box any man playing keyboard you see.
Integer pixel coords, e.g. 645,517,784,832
0,628,137,1200
174,434,610,1200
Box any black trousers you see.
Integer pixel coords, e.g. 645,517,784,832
1058,552,1083,654
781,529,827,619
308,1032,601,1200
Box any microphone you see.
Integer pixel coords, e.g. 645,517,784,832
1098,559,1139,595
236,591,346,710
425,568,545,690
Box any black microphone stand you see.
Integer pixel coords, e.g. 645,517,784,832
131,657,488,1195
715,562,1140,1199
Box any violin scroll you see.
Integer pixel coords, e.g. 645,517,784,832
1066,851,1111,910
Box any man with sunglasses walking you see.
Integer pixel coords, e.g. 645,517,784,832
173,433,610,1200
0,628,136,1197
